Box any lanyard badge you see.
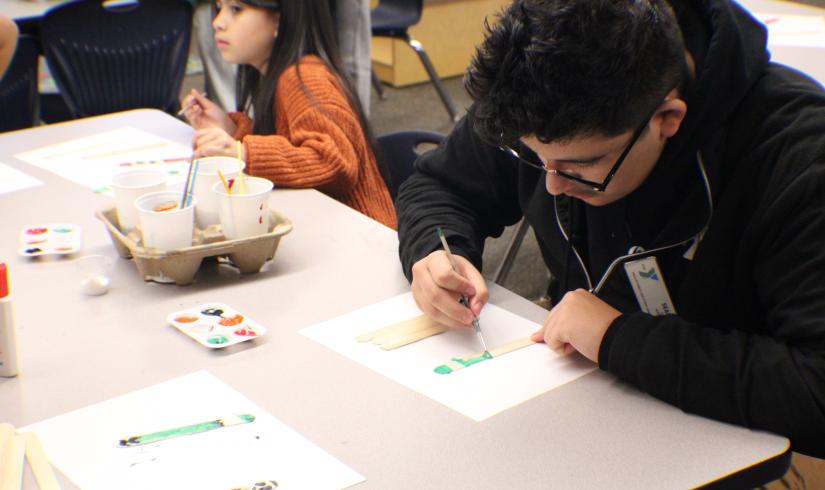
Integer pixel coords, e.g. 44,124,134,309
623,256,676,316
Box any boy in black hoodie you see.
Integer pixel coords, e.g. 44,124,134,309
396,0,825,457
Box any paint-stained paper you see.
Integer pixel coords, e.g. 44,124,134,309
300,293,596,421
14,128,192,195
20,371,365,490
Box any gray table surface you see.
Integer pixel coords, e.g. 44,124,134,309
0,110,789,489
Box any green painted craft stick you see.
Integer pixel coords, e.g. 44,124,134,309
118,414,255,447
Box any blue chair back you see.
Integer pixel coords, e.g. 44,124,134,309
0,35,39,132
371,0,424,37
40,0,192,118
377,130,444,198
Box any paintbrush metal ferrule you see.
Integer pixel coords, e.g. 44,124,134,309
118,413,255,447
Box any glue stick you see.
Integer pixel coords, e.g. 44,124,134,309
0,263,19,377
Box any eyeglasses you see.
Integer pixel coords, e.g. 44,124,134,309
498,109,656,192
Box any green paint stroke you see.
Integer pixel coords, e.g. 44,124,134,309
434,350,493,375
118,414,255,447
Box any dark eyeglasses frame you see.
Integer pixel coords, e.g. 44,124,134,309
498,108,657,192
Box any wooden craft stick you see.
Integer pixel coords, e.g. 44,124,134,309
356,314,440,343
23,432,62,490
433,336,536,375
490,336,535,357
0,434,25,490
371,321,445,346
376,325,448,350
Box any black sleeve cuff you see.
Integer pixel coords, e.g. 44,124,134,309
598,314,627,370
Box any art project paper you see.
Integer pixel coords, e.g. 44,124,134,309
0,162,41,195
301,293,596,421
21,371,365,490
757,12,825,47
14,128,192,195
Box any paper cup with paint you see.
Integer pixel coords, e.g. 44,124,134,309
192,157,246,228
110,170,167,233
134,191,196,250
76,254,113,296
212,177,273,239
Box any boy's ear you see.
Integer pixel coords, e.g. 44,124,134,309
657,98,687,139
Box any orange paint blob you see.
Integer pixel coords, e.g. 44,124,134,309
219,314,244,326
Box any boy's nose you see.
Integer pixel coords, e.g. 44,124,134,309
544,170,577,196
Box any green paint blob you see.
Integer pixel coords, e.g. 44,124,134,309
433,351,493,375
434,364,453,374
207,335,229,345
453,350,493,367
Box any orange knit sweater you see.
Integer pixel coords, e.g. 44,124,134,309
231,55,397,229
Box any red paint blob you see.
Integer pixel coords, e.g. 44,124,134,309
26,227,48,235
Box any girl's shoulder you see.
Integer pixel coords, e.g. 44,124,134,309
278,55,340,91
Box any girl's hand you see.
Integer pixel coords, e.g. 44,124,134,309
193,127,238,158
181,89,236,133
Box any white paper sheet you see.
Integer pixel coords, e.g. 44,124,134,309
301,293,596,421
0,162,42,195
20,371,365,490
756,12,825,47
14,127,193,195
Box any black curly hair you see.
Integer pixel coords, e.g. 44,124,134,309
465,0,687,147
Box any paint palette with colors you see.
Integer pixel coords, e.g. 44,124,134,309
19,224,82,257
167,303,266,348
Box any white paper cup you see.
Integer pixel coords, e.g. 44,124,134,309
110,170,167,233
192,157,246,228
212,177,273,239
134,191,196,250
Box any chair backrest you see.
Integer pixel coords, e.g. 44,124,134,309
0,34,39,132
371,0,424,35
40,0,192,119
377,130,445,198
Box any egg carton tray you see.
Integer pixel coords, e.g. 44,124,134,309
96,205,292,285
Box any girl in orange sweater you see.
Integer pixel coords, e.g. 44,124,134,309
183,0,396,229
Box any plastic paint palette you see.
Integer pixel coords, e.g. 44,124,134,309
166,303,266,348
19,224,82,257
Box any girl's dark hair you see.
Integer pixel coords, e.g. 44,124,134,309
465,0,687,147
228,0,390,186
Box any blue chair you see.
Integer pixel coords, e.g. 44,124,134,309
378,129,530,285
40,0,192,119
0,34,40,132
377,129,445,198
371,0,460,121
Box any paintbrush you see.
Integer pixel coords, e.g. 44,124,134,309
177,91,208,117
180,154,196,209
436,227,488,352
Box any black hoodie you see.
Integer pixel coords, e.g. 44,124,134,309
396,0,825,457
